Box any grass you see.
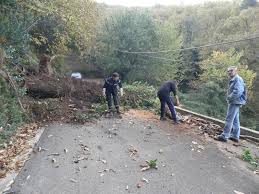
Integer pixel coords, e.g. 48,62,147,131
241,149,259,170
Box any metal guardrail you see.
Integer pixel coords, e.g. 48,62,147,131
175,106,259,140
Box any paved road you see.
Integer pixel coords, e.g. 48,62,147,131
9,111,259,194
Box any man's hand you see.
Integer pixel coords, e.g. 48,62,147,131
102,88,106,97
120,88,124,97
175,95,180,106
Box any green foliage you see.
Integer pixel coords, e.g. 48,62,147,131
94,10,161,82
94,103,107,116
0,77,25,144
176,49,202,91
242,149,254,162
30,0,98,56
122,82,158,109
199,49,256,94
242,149,259,169
148,159,158,168
180,82,227,119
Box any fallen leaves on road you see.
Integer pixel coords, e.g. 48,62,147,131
181,114,222,136
73,156,88,163
136,183,142,188
106,128,118,137
234,190,245,194
98,168,116,176
190,141,205,152
128,146,138,158
192,141,198,145
0,123,38,179
142,177,149,183
34,146,47,153
79,143,90,152
70,178,78,183
48,153,60,156
52,158,57,163
140,160,158,171
141,166,150,172
100,159,107,164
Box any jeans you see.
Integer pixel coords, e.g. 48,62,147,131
222,104,241,140
106,92,119,110
158,95,177,121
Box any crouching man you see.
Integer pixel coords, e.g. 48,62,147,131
103,72,123,114
216,66,247,143
157,80,180,124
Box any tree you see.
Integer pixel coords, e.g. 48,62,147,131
30,0,98,57
176,47,202,92
94,10,160,82
199,49,256,92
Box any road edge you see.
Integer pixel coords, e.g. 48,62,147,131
0,126,45,193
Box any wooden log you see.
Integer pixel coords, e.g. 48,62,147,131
25,76,102,101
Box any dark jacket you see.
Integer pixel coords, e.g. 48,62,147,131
157,81,177,97
103,77,122,94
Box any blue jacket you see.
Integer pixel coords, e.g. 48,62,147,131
227,75,247,105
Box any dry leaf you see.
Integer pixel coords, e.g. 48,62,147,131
198,145,205,150
70,178,78,183
142,177,149,183
141,166,150,171
234,190,245,194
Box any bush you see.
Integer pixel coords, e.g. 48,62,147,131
0,77,25,144
122,82,159,110
180,81,227,119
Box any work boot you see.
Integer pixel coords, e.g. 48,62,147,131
214,135,227,142
106,109,113,117
229,137,239,143
173,119,180,124
160,117,167,121
116,107,121,115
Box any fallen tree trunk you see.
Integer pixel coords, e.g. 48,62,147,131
25,76,103,102
26,76,71,98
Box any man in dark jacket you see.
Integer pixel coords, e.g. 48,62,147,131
157,80,180,124
103,72,123,114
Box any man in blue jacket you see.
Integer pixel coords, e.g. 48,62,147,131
216,66,247,142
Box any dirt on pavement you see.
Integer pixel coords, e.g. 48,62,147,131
7,110,259,194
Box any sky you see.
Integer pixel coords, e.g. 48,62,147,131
95,0,232,7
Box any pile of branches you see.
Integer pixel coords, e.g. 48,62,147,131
181,115,222,136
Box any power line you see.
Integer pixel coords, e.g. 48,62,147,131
137,53,182,62
117,34,259,54
137,53,202,64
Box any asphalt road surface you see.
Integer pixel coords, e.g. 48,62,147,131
9,110,259,194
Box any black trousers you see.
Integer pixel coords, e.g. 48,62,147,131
158,95,177,121
106,92,119,110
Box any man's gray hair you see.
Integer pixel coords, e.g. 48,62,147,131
227,66,237,71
